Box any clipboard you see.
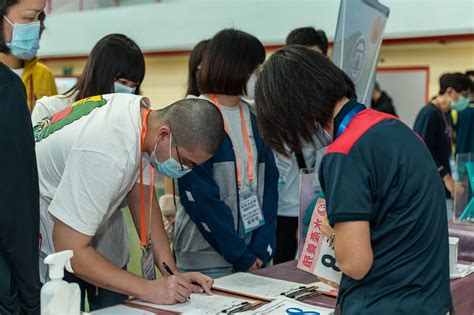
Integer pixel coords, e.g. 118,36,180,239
212,272,326,301
125,293,260,314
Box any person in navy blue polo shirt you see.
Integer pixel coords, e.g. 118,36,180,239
254,45,453,314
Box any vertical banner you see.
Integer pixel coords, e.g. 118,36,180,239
332,0,390,105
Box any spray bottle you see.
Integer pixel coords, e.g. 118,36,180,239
41,250,81,315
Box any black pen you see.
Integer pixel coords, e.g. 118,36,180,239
162,262,191,300
295,291,321,301
282,286,306,296
228,302,253,314
162,262,175,275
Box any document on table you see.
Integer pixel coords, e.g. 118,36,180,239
249,296,335,315
88,304,155,314
213,272,323,301
128,293,258,314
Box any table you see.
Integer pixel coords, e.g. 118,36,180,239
253,260,474,315
449,221,474,262
103,260,474,314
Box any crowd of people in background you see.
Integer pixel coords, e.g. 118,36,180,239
0,0,472,314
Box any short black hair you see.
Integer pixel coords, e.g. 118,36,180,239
198,28,265,96
67,34,145,101
439,72,471,95
465,70,474,77
373,81,381,92
157,98,225,155
255,45,356,155
285,27,329,56
186,39,209,97
0,0,19,53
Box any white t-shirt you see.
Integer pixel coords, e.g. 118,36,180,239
11,67,24,78
35,93,150,281
32,92,78,124
33,92,131,274
274,132,331,217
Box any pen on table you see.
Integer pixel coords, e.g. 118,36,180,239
295,290,321,301
162,262,191,300
282,286,306,297
227,302,253,313
286,286,317,298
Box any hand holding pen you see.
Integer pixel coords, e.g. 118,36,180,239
163,262,214,296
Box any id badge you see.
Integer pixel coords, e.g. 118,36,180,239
140,240,156,280
239,190,265,233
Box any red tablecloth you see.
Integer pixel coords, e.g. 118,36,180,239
253,260,474,315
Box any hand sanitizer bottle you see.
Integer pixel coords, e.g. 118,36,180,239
41,250,81,315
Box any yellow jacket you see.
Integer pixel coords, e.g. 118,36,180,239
21,57,58,113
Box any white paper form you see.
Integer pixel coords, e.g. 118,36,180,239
129,293,256,314
213,273,313,301
89,304,155,314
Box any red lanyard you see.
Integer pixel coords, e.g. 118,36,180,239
210,95,254,188
139,109,155,247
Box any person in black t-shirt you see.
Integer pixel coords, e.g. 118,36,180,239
414,73,470,204
0,63,41,315
455,73,474,154
0,1,45,314
254,45,452,314
371,81,397,116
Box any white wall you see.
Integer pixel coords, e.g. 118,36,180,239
39,0,474,57
376,69,428,128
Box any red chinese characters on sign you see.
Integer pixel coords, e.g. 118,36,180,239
297,196,327,274
302,255,314,268
306,243,317,255
309,231,320,244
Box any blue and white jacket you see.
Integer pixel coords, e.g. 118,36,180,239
174,108,279,272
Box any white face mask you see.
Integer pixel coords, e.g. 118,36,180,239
149,133,191,179
244,73,258,100
114,81,137,94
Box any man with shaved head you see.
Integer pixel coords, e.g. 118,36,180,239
34,93,224,306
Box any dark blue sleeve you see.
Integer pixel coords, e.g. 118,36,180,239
249,144,279,266
177,160,257,271
413,108,447,177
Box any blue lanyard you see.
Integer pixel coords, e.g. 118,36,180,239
336,104,366,138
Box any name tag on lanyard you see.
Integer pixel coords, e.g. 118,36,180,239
139,108,156,281
141,239,156,280
239,189,265,233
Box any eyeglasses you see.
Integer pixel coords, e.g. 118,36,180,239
168,122,197,171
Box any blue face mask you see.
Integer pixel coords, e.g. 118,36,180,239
4,16,40,60
114,82,137,94
452,95,470,112
150,133,191,179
